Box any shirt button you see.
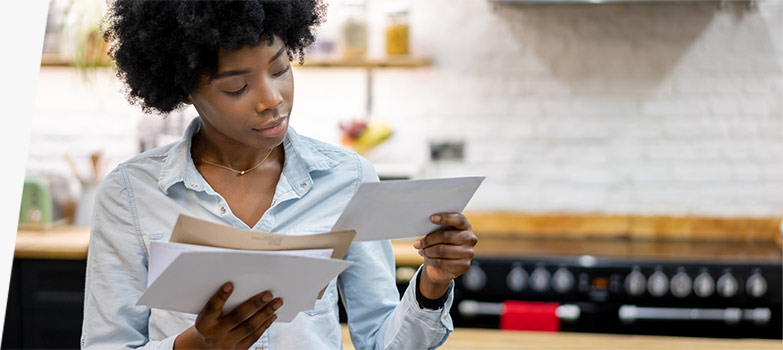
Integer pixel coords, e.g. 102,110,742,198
300,181,308,189
220,206,226,214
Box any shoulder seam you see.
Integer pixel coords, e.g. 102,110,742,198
117,163,149,258
352,152,362,193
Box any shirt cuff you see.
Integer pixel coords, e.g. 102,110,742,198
402,265,455,333
154,334,178,350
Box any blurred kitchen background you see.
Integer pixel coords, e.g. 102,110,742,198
6,0,783,349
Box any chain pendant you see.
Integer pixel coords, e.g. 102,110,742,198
239,170,246,175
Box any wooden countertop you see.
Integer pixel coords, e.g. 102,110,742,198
12,226,425,263
14,227,781,266
340,325,782,349
15,226,90,260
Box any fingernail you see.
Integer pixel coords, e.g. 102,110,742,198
418,249,423,257
223,283,232,293
273,300,283,309
262,293,272,302
431,215,441,223
413,241,421,249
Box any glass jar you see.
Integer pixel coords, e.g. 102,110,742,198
385,7,409,56
340,0,367,58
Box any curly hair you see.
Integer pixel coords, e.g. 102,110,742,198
103,0,327,115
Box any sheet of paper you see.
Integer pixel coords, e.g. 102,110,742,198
137,250,351,323
332,176,485,241
147,241,333,288
169,214,355,260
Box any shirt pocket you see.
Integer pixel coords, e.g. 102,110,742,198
303,278,337,316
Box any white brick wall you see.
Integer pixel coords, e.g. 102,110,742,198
27,0,782,217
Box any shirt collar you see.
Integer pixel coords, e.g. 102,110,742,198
158,117,338,196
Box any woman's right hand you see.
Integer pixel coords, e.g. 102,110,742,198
174,282,283,349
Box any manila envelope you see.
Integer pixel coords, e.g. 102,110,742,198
168,214,356,298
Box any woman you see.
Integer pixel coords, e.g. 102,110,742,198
82,1,478,349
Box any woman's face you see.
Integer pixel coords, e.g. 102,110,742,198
189,35,294,150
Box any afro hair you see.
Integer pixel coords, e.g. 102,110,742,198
103,0,327,115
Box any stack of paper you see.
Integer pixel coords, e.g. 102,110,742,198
136,176,484,323
137,215,356,322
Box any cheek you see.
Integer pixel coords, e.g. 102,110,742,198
284,72,294,102
195,95,250,129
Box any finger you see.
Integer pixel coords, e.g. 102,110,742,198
418,229,477,250
218,291,274,332
234,314,278,349
420,243,475,260
430,212,471,231
425,257,471,275
196,282,233,325
226,298,282,347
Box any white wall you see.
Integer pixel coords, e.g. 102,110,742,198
28,0,783,217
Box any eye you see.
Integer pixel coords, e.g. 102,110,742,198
225,85,247,97
273,65,291,77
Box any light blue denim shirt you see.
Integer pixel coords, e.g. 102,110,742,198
81,117,454,350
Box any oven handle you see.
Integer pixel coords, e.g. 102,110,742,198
457,300,580,321
618,305,771,325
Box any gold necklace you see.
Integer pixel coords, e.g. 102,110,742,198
198,148,274,175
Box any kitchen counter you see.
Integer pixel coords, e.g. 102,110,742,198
13,226,423,263
14,227,781,265
340,325,782,349
15,225,90,259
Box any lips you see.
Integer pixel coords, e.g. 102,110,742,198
253,115,288,138
257,115,287,130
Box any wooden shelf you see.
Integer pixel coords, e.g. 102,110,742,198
299,56,432,68
40,54,432,69
40,53,112,68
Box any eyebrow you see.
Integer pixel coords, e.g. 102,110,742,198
211,46,286,81
269,45,285,64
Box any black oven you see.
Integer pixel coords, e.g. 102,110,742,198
451,238,782,339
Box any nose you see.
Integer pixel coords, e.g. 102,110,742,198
254,82,284,113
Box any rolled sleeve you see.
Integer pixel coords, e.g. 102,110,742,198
339,155,454,350
391,266,454,350
81,166,181,350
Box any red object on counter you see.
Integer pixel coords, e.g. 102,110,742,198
500,301,560,332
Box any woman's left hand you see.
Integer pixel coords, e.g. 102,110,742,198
413,212,478,300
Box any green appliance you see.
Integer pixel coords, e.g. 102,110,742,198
18,178,56,228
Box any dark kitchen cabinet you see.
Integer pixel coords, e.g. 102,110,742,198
2,258,86,349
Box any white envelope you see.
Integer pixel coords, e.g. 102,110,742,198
332,176,485,241
137,249,351,322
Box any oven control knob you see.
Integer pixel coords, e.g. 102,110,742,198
552,268,575,294
625,269,647,296
647,270,669,297
670,270,692,298
693,271,715,298
746,272,767,298
462,263,487,292
717,273,739,298
507,264,528,292
531,267,551,292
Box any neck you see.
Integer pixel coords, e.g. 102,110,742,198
191,122,281,171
